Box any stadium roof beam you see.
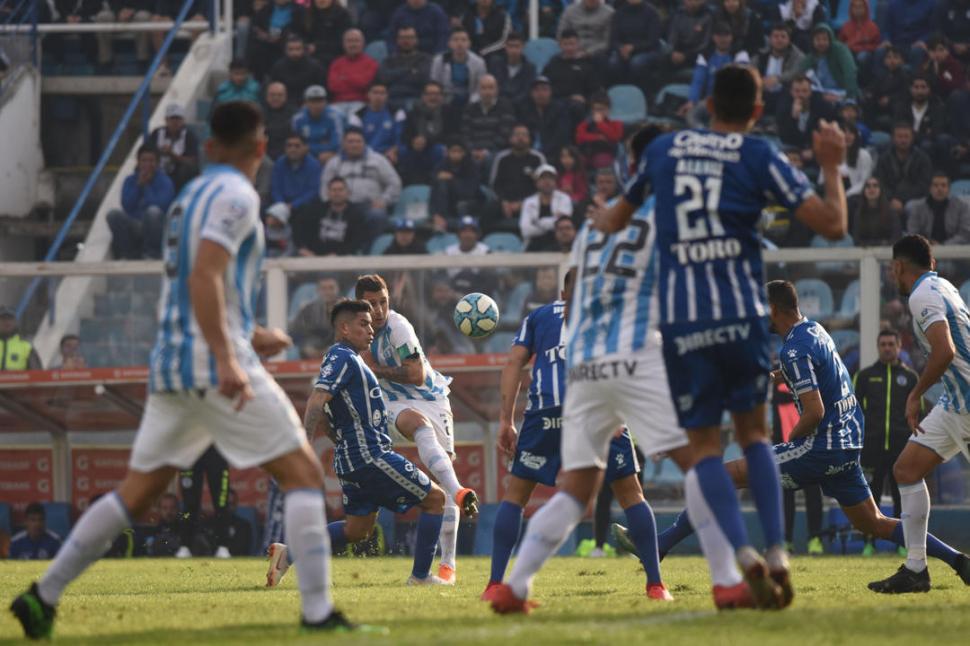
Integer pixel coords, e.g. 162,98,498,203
98,385,144,420
0,391,65,434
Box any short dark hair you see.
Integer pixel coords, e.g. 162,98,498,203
285,34,304,46
932,170,951,182
590,91,610,107
926,33,948,50
59,334,80,347
368,80,387,91
892,234,933,270
892,120,914,133
766,280,799,313
343,126,365,139
355,274,389,299
330,299,372,327
563,266,577,295
559,28,579,40
711,64,760,124
285,131,306,143
911,73,931,86
210,101,264,150
770,22,791,36
629,123,665,165
506,31,524,43
712,21,733,36
136,144,159,159
878,328,900,342
884,45,900,57
450,26,468,37
790,73,811,86
327,176,348,187
25,502,44,518
229,58,248,71
423,81,443,93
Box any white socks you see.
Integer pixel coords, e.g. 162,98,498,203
507,492,584,599
684,469,743,588
284,489,333,623
439,499,459,569
899,481,930,572
414,426,462,498
37,492,131,606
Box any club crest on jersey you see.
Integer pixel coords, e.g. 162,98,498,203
319,362,335,379
519,451,547,470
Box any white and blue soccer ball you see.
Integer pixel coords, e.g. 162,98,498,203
453,292,500,338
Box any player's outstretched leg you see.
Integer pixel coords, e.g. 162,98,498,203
610,474,672,601
407,484,448,586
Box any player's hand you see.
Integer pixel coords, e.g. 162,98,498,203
217,357,254,411
905,393,925,434
251,327,292,357
812,120,846,170
497,421,518,459
771,369,786,386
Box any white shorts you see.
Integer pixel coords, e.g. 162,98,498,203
129,366,306,471
910,405,970,462
386,397,455,455
562,344,688,472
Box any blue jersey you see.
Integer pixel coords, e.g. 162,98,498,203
779,319,863,452
513,301,567,411
566,197,660,367
315,343,393,476
624,129,814,325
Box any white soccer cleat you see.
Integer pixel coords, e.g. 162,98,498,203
175,545,192,559
266,542,290,587
406,574,450,586
214,545,231,559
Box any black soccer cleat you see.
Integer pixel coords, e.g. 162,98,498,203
868,564,931,594
10,582,56,640
456,488,480,518
611,523,641,558
301,609,388,635
953,554,970,586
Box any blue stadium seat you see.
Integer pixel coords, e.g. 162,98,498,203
831,0,851,29
43,503,72,541
426,233,458,254
960,279,970,306
608,85,648,125
523,37,559,73
288,282,319,321
393,185,431,222
867,130,891,153
483,232,523,253
951,179,970,198
0,502,10,534
369,233,393,255
234,506,259,555
485,331,516,354
365,40,388,64
830,329,860,353
503,282,533,324
794,278,835,320
838,279,860,320
653,458,684,485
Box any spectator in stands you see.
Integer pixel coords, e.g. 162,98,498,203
462,0,511,63
108,145,174,260
799,23,859,100
821,122,873,199
151,0,209,75
291,85,344,164
520,164,573,251
359,0,401,45
543,29,600,110
488,32,536,105
379,26,433,110
271,133,322,214
95,0,151,71
554,215,577,253
426,275,474,354
894,74,950,160
0,307,42,371
852,177,901,245
389,0,451,55
445,215,490,266
905,172,970,244
881,0,935,67
270,35,326,108
862,45,910,131
776,74,835,165
214,59,262,106
934,0,970,62
248,0,307,80
305,0,353,72
321,127,402,229
558,0,613,59
290,276,341,355
384,218,429,254
773,0,825,53
838,0,881,69
430,139,481,230
716,0,764,57
875,122,934,212
516,76,574,160
150,103,199,191
146,493,183,557
557,145,588,204
682,22,750,126
263,82,296,160
575,91,623,168
579,167,620,219
756,22,806,115
292,176,368,255
431,27,487,110
607,0,663,89
224,490,253,556
349,82,405,163
50,334,86,369
666,0,714,80
525,266,560,311
327,29,379,105
400,81,452,184
922,35,967,99
488,124,547,232
839,99,871,146
9,503,61,560
255,154,274,210
264,203,295,257
461,74,516,169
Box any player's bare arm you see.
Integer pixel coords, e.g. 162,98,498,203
788,390,825,441
795,120,848,240
190,239,252,409
592,195,636,234
305,389,338,444
498,345,532,458
252,326,293,358
363,350,427,386
907,321,956,434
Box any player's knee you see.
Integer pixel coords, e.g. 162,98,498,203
423,485,446,514
892,460,918,486
610,476,644,509
344,522,374,543
399,409,431,435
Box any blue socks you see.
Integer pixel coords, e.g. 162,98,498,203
412,512,444,579
327,521,348,555
490,501,524,583
744,441,785,549
694,456,749,550
658,509,695,559
890,521,960,568
623,502,662,585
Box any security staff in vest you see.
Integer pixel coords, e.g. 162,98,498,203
0,307,42,371
853,328,922,556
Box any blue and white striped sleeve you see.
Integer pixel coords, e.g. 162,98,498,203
512,310,535,352
781,346,818,395
199,185,259,254
315,350,351,393
763,148,815,213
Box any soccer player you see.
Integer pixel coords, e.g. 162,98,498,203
870,235,970,593
10,102,354,638
597,64,849,609
484,268,676,601
355,274,478,584
267,300,450,587
637,281,970,589
487,125,694,614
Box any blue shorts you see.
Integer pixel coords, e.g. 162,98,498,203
774,443,871,508
660,317,772,429
511,407,639,487
338,451,432,517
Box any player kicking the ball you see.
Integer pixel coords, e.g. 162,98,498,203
11,102,357,639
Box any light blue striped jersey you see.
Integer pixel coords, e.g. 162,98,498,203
370,310,451,403
566,197,660,368
513,300,566,411
908,272,970,413
150,165,263,392
779,319,864,452
315,342,394,475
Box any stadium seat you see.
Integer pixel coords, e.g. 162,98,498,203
652,458,684,485
393,185,431,222
483,232,524,253
951,179,970,198
960,279,970,306
426,233,458,254
794,278,835,320
830,329,860,353
867,130,891,152
485,331,516,354
503,282,533,324
288,282,319,321
0,502,10,534
654,83,690,120
369,232,393,256
43,502,72,541
810,233,856,273
523,37,559,72
608,85,648,125
831,0,851,29
234,506,259,555
365,40,388,64
838,279,860,321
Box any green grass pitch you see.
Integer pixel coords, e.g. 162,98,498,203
3,556,970,645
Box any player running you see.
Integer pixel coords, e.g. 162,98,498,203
11,102,357,639
597,64,849,609
624,280,970,589
355,274,478,585
483,268,676,602
487,125,694,615
870,235,970,593
266,300,451,588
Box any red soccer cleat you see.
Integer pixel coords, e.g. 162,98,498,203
437,564,456,585
646,583,674,601
487,583,538,615
713,582,756,610
481,580,502,601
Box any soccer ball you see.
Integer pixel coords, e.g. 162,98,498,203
453,293,500,338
